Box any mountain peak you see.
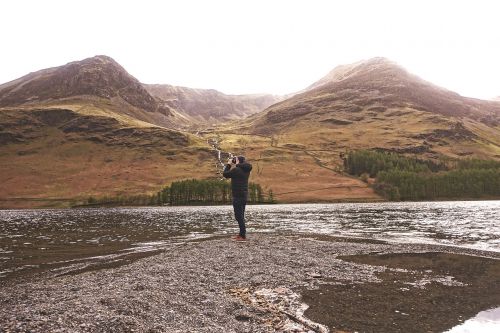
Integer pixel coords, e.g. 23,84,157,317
363,56,394,64
75,55,124,69
90,54,116,61
0,55,165,113
307,57,406,91
354,57,406,72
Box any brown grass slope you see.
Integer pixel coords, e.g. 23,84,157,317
0,106,216,208
145,84,282,124
209,133,381,203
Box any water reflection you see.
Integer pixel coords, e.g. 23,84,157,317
0,201,499,281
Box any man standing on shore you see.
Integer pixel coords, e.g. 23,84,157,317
223,155,252,241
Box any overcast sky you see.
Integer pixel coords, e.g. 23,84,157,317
1,0,499,98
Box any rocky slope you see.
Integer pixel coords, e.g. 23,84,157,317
145,84,281,124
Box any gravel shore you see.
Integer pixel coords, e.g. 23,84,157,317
1,234,499,333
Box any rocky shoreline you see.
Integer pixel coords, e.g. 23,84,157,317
1,234,499,332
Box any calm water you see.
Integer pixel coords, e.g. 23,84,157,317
0,201,499,281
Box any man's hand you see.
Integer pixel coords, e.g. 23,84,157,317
228,157,233,165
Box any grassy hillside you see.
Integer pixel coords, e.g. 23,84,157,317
205,133,380,203
0,106,214,208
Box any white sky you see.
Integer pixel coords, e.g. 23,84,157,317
1,0,499,98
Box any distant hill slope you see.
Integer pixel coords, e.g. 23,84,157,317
144,84,282,124
237,57,500,160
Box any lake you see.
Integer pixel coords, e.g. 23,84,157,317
1,201,499,281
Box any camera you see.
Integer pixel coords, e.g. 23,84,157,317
231,156,237,164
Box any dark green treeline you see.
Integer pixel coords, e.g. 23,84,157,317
344,150,500,201
80,180,275,207
344,149,445,176
157,179,275,205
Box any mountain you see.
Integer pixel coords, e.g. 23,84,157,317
0,55,192,129
0,56,158,110
210,58,500,202
144,84,281,124
2,56,499,207
0,56,216,208
237,57,500,160
0,55,200,151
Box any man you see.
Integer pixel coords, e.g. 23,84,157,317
223,155,252,241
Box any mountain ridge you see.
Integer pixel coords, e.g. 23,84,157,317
144,83,282,124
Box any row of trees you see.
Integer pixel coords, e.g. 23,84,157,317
81,179,276,207
376,168,500,200
344,149,445,177
344,150,500,201
157,179,275,205
455,159,500,170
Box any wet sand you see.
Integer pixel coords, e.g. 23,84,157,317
1,234,499,332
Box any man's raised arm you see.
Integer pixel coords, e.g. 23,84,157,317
223,161,234,178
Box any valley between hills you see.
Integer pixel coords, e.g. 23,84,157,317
0,56,499,208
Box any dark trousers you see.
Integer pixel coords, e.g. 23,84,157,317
232,196,247,237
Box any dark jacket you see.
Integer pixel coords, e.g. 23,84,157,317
223,162,253,198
